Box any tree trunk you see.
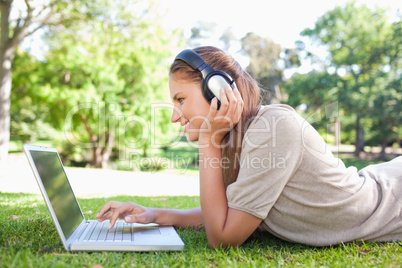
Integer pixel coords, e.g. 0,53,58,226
380,141,387,161
354,115,365,157
100,131,114,169
335,117,341,146
0,52,12,161
0,1,12,161
0,0,94,161
92,145,102,168
142,143,148,157
80,113,115,169
92,131,114,169
92,144,113,169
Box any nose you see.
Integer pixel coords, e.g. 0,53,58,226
171,106,183,123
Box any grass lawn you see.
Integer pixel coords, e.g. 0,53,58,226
340,157,382,171
2,192,402,267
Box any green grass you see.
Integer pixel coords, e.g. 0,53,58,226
2,193,402,267
340,157,382,170
8,140,54,153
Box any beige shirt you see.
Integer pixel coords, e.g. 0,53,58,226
226,104,402,246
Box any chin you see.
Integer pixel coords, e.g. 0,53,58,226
185,132,199,142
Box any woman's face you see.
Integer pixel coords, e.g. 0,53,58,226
169,74,211,142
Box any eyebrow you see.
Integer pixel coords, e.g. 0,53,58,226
172,92,182,102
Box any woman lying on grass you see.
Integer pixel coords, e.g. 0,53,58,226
97,46,402,248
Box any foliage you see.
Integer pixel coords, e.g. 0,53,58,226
240,32,300,104
0,0,100,160
365,19,402,153
188,21,218,47
10,50,60,143
2,192,402,267
291,1,401,153
10,0,182,167
240,32,282,104
285,71,339,111
187,24,300,105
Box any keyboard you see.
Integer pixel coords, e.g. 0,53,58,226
83,221,161,242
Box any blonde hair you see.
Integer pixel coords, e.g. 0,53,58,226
170,46,261,187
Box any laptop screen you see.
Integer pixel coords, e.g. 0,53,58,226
30,150,84,239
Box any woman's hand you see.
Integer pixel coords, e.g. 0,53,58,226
199,84,244,147
96,201,156,229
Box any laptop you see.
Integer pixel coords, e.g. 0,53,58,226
23,144,185,251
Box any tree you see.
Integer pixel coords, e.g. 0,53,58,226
367,77,401,160
219,27,236,52
284,71,341,145
188,21,217,47
10,50,57,143
366,19,402,159
301,1,394,156
240,32,282,104
0,0,95,161
240,32,300,104
285,71,340,111
11,1,178,168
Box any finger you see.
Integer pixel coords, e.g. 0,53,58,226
232,85,242,100
109,210,120,229
97,212,113,222
106,203,127,228
224,84,238,117
208,97,219,119
96,201,116,218
232,86,244,119
217,88,229,115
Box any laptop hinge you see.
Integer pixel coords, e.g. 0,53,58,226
65,220,91,250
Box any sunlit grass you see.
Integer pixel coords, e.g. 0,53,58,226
1,192,402,267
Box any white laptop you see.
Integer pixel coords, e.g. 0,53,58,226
23,144,184,251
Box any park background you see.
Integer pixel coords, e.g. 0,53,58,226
0,0,400,170
0,0,402,267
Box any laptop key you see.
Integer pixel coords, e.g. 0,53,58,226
88,221,103,242
83,222,95,241
122,223,132,242
106,221,123,242
106,223,117,241
114,222,123,242
97,222,109,241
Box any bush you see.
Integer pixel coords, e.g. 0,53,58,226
139,157,169,172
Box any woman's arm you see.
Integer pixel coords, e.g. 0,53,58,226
198,86,262,248
97,201,203,229
152,207,203,229
198,140,262,248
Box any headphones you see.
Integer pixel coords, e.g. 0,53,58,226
174,49,236,109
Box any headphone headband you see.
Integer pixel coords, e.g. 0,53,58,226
174,48,235,109
174,49,213,78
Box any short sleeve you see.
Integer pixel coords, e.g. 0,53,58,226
226,105,304,219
